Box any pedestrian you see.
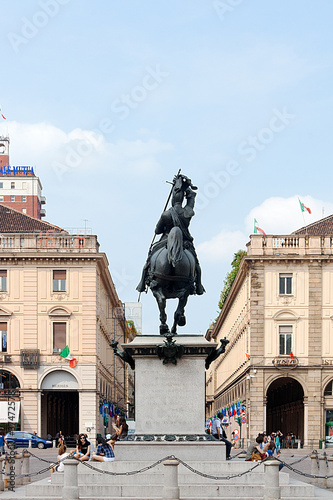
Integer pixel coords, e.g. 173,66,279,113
92,437,115,462
245,434,265,461
0,429,4,455
50,444,70,476
109,416,128,450
75,433,91,461
275,431,283,456
55,430,64,447
286,433,291,449
211,413,232,460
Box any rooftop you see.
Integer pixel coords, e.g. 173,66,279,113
0,204,62,233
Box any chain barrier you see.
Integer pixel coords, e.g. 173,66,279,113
289,449,314,466
4,448,333,481
78,455,176,476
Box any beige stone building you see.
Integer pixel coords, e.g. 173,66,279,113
0,204,134,441
206,217,333,448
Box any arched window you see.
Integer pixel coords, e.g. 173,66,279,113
0,370,20,390
324,380,333,396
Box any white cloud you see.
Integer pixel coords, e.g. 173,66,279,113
0,121,173,177
245,196,333,235
197,230,247,263
197,195,333,263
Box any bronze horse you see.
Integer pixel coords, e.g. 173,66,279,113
149,226,196,334
137,173,204,334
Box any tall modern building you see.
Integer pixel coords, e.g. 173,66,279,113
206,216,333,448
0,136,46,219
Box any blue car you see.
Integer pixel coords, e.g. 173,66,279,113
5,431,53,449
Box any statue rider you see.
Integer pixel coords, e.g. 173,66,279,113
137,173,205,295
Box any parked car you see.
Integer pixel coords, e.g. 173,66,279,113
5,431,52,449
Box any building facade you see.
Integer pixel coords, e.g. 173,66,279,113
0,204,132,441
0,136,46,218
206,217,333,448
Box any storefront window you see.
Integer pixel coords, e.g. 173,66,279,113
325,409,333,444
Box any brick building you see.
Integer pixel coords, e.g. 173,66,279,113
0,136,46,219
206,216,333,448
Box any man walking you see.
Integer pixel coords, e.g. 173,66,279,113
211,412,232,460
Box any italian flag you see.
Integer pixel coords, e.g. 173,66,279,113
298,198,311,214
254,218,266,235
59,345,77,368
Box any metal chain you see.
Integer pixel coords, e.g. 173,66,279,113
4,449,333,481
78,455,175,476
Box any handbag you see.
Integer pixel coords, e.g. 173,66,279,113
251,450,263,461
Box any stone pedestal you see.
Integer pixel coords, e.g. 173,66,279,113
124,334,216,436
118,334,222,463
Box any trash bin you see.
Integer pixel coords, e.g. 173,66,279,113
319,439,324,449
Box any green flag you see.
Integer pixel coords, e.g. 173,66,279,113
59,345,73,360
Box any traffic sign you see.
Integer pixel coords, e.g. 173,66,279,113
241,417,247,424
234,434,239,441
233,428,239,435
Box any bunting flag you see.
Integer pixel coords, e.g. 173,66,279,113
245,352,250,359
59,345,73,360
0,106,6,120
69,358,77,368
298,198,311,214
290,351,294,360
254,218,266,235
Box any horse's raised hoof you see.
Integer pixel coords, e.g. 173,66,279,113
178,314,186,326
160,324,170,335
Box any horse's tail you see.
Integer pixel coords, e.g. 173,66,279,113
167,227,183,267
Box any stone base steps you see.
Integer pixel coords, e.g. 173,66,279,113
23,478,316,499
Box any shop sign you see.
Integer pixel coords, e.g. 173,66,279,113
272,356,299,369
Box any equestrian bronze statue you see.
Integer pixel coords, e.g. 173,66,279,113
137,172,205,334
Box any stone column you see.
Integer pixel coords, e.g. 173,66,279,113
163,459,180,500
327,457,333,489
264,460,280,499
22,451,30,485
310,453,319,485
62,458,79,500
318,455,328,489
303,399,308,448
14,453,23,486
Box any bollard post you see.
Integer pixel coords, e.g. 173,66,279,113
62,457,79,500
327,457,333,489
318,455,328,489
163,459,180,500
28,440,32,449
310,453,319,485
53,440,57,448
22,451,31,485
0,456,4,491
14,453,23,486
264,460,280,499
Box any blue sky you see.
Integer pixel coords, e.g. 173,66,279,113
1,0,333,333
